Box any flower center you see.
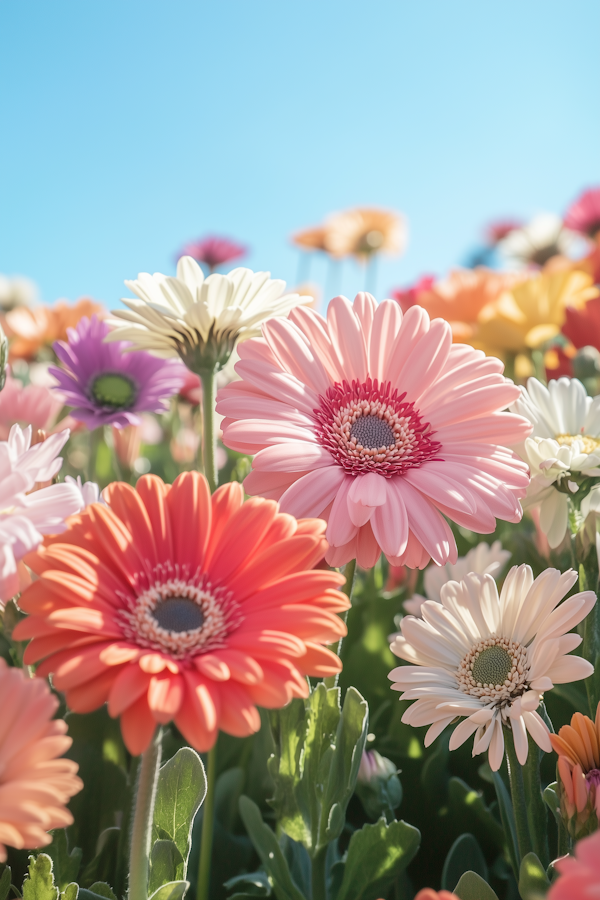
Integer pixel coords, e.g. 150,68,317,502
91,373,137,410
152,597,205,633
556,433,600,455
586,768,600,788
458,636,529,702
314,378,441,478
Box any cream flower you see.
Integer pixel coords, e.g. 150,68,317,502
499,213,577,269
510,377,600,547
107,257,310,373
389,565,595,771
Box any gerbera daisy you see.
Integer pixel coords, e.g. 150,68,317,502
510,376,600,548
14,472,347,755
0,370,63,440
324,207,406,260
564,187,600,240
547,830,600,900
563,296,600,354
389,565,594,771
177,236,247,273
550,707,600,838
49,316,185,429
4,298,104,361
106,257,309,374
498,213,577,269
0,659,83,861
217,293,531,569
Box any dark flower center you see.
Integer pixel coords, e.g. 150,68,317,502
91,373,137,409
586,768,600,788
152,597,205,633
350,415,395,449
471,646,513,687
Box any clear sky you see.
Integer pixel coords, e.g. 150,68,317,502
1,0,599,309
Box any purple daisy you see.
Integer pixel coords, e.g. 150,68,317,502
50,315,186,428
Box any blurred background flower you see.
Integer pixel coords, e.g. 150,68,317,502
176,235,247,273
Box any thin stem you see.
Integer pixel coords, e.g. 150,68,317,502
504,726,533,863
128,728,162,900
199,370,218,492
531,349,547,384
323,558,357,689
197,744,218,900
311,846,328,900
522,737,549,868
87,427,103,484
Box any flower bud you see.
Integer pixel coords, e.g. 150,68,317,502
355,750,402,822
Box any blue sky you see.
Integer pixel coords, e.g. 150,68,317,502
1,0,599,309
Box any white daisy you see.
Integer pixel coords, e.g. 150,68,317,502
106,257,311,373
510,377,600,547
498,212,577,269
389,565,594,771
403,540,512,617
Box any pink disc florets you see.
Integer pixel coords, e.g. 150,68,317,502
313,377,442,477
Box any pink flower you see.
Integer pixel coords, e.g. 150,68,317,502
0,372,63,440
484,218,524,245
218,293,531,569
389,276,436,313
564,187,600,239
177,236,247,272
548,830,600,899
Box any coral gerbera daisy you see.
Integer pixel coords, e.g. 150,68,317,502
217,293,531,569
389,565,594,771
0,658,83,861
49,316,185,429
547,830,600,900
14,473,347,756
550,706,600,837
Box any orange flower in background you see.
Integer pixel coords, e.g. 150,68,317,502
292,208,406,261
550,707,600,837
0,659,82,861
4,298,104,360
292,225,330,254
414,891,459,900
14,473,348,756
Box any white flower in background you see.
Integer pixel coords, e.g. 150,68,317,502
0,426,84,603
64,476,105,508
403,541,511,617
106,257,311,373
0,274,38,311
389,565,594,771
510,377,600,547
498,213,577,269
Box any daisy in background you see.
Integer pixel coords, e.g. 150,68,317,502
547,830,600,900
510,376,600,547
550,706,600,838
218,292,531,569
564,186,600,241
176,235,247,274
389,564,594,771
4,298,103,361
498,212,577,269
0,369,63,439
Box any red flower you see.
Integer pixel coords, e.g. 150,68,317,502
564,187,600,239
389,275,435,313
562,296,600,351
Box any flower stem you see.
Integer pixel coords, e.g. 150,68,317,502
311,846,328,900
128,728,162,900
199,369,218,492
197,744,217,900
580,560,600,717
521,736,549,869
87,426,103,484
323,558,357,689
504,726,533,863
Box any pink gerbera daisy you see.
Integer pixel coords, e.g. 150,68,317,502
217,294,532,568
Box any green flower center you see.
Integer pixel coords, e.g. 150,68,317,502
471,645,513,687
152,597,205,633
91,373,137,409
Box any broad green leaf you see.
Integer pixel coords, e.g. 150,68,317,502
45,832,82,891
23,855,59,900
224,871,272,897
491,769,519,877
0,867,11,900
453,871,500,900
238,796,305,900
543,782,561,824
335,817,421,900
152,748,206,873
59,885,78,900
149,841,184,894
86,885,116,900
447,778,505,850
441,833,488,890
519,852,550,900
147,881,189,900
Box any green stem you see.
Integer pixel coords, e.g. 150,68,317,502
87,426,103,484
197,744,218,900
199,370,218,492
580,560,600,717
522,737,549,868
531,349,547,384
128,728,162,900
504,726,533,863
323,558,357,689
503,351,516,384
311,846,328,900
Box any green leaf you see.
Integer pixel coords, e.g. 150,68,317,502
224,872,271,897
491,769,519,877
238,796,305,900
79,828,120,889
441,833,488,890
215,768,245,832
152,747,206,875
543,782,561,824
22,856,58,900
519,852,550,900
149,841,184,894
147,881,189,900
453,871,500,900
335,817,421,900
44,832,82,891
86,885,115,900
0,867,12,900
60,886,78,900
447,778,505,851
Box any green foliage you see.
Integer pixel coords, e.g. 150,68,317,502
22,856,58,900
441,834,488,891
148,842,184,895
447,779,505,852
238,797,305,900
44,833,82,892
84,885,116,900
518,853,550,900
453,871,500,900
152,747,207,871
147,881,189,900
335,817,420,900
0,868,12,900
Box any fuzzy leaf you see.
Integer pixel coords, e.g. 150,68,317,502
23,856,59,900
152,748,206,875
0,869,12,900
147,881,189,900
45,832,82,891
238,796,305,900
335,817,421,900
60,886,78,900
519,853,550,900
442,833,488,890
453,871,500,900
149,841,184,894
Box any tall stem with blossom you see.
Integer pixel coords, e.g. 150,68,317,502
197,745,218,900
128,728,162,900
199,370,217,492
323,558,357,689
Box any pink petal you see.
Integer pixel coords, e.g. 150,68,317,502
252,443,333,473
368,299,403,382
278,466,346,518
327,295,368,382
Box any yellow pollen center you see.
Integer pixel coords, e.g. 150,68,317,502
556,433,600,454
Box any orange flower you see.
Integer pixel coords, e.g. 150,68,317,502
14,473,348,756
292,226,330,253
324,207,406,260
0,659,82,861
550,707,600,837
4,298,104,360
414,891,459,900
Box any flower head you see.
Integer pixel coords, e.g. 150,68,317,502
14,473,348,755
0,274,38,312
389,564,594,771
324,208,407,260
4,299,104,360
292,226,330,254
564,187,600,240
498,213,577,269
49,316,185,429
106,258,309,374
548,830,600,900
0,425,83,603
0,659,82,861
389,275,436,313
0,371,63,440
218,293,531,569
551,707,600,838
414,892,458,900
177,236,247,272
563,296,600,353
484,218,524,245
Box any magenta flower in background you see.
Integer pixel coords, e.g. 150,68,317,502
564,186,600,239
49,316,186,428
177,235,247,272
483,218,524,245
389,275,435,313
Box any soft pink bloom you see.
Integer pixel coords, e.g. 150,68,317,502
548,830,600,899
218,293,531,569
0,371,63,440
177,236,247,271
389,275,435,313
564,187,600,239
